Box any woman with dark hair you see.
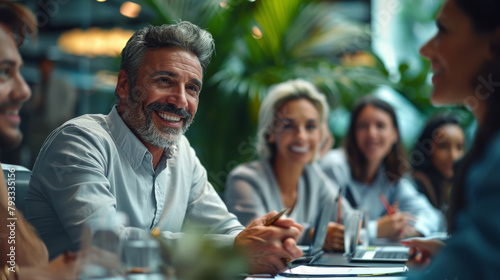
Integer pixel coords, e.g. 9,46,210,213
319,96,440,241
404,0,500,278
410,113,465,214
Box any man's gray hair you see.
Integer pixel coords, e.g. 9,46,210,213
119,21,215,97
256,79,329,160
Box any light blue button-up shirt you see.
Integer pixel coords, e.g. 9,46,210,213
26,107,244,259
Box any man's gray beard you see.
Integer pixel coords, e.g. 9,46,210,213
122,98,191,150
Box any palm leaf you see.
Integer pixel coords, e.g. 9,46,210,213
143,0,222,26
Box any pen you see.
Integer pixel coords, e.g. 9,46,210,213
265,207,290,226
379,193,395,215
265,207,292,271
336,188,342,224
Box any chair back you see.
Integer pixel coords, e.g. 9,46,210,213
2,164,31,214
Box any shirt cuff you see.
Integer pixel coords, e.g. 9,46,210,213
206,233,241,248
159,231,241,248
413,222,431,237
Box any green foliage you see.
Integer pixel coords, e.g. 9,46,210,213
153,228,247,280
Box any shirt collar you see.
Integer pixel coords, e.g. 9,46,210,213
107,106,149,169
107,106,177,169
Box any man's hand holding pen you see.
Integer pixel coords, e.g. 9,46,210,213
234,211,303,275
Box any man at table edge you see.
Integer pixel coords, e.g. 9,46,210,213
25,21,303,274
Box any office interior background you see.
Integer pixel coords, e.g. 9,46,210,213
3,0,471,193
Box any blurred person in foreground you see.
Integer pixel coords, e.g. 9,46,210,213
319,96,441,242
225,79,352,252
404,0,500,279
25,21,302,275
0,1,79,279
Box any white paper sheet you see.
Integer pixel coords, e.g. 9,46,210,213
278,265,407,277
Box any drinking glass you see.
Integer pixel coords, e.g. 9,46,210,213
121,229,162,280
80,211,128,279
344,210,363,256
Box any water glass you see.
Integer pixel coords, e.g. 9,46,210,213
121,230,161,280
80,211,128,279
344,210,362,256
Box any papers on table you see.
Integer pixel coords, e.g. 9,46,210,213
247,277,406,280
275,277,405,280
277,265,407,277
275,277,406,280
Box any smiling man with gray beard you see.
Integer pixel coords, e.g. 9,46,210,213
25,21,303,275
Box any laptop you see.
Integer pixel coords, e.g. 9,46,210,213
291,202,331,266
350,246,409,263
348,217,409,263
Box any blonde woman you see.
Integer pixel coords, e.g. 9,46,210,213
225,79,351,251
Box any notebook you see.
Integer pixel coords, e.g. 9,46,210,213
291,202,331,266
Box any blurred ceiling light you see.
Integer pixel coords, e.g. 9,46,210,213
120,1,141,18
97,0,106,2
58,28,134,58
251,26,262,39
220,1,228,8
